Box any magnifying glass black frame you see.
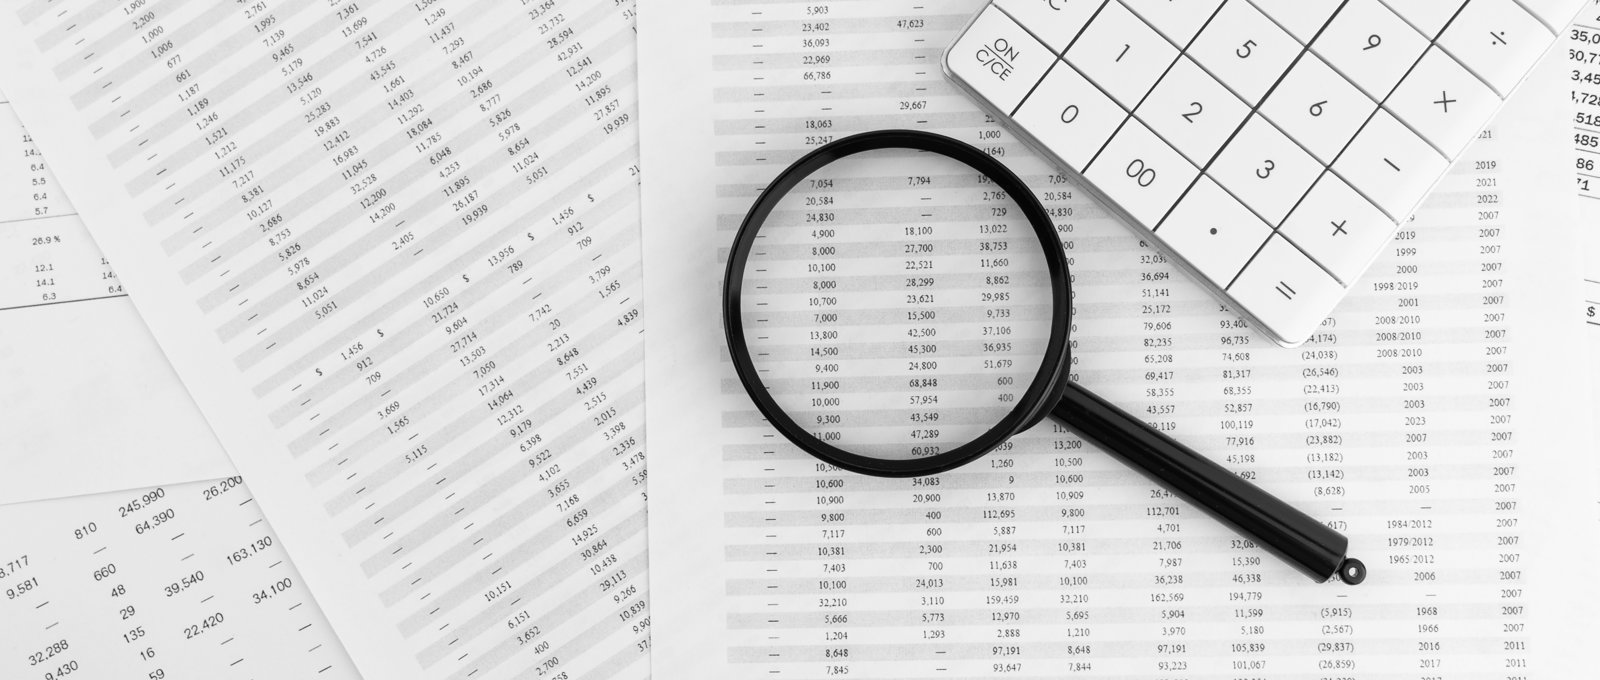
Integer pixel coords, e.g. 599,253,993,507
723,129,1365,585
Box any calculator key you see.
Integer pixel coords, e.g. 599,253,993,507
1227,234,1346,344
1083,118,1199,227
947,4,1059,114
1186,0,1301,106
1153,177,1273,288
1135,56,1250,166
1438,0,1554,97
1259,53,1376,164
1278,173,1396,284
1013,61,1129,170
1248,0,1343,44
1385,46,1499,158
1065,1,1180,109
1381,0,1467,38
994,0,1106,54
1206,114,1322,226
1121,0,1225,46
1332,109,1448,219
1515,0,1590,30
1311,0,1429,101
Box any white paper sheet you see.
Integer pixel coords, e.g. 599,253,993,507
0,477,361,679
638,1,1597,676
1564,1,1600,469
3,84,356,679
0,2,650,678
1567,1,1600,330
0,90,231,505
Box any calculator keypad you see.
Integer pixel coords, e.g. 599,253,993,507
945,0,1571,345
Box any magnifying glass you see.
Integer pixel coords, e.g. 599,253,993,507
724,130,1365,585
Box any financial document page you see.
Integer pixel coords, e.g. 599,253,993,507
0,479,361,680
0,89,110,309
3,82,363,675
0,87,231,504
2,83,359,678
1568,2,1600,325
0,2,650,678
1564,1,1600,451
639,1,1596,677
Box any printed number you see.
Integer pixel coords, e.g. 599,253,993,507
1060,105,1081,124
1182,102,1203,123
1236,39,1256,59
1256,159,1276,179
1309,100,1327,117
1364,34,1382,51
1126,159,1157,187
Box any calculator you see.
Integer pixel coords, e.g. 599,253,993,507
944,0,1581,346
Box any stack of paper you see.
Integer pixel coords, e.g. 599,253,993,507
1,0,1596,678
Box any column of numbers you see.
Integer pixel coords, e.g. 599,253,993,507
1571,2,1600,198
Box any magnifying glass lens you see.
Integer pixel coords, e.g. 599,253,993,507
739,148,1057,461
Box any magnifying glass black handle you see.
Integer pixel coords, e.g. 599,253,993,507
1053,381,1366,585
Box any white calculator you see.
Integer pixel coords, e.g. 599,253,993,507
944,0,1582,346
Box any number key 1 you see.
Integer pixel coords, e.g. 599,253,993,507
1065,1,1179,109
